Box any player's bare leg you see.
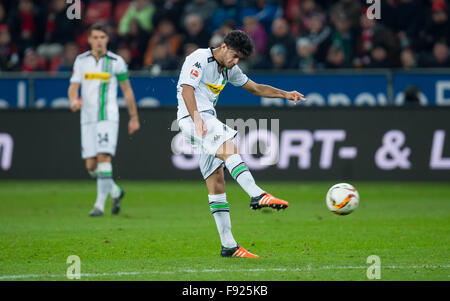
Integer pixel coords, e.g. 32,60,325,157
85,157,97,178
206,167,258,258
216,139,289,211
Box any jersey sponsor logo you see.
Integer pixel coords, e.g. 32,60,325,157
190,69,199,79
205,83,225,95
84,72,110,82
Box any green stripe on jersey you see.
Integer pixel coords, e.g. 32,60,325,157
214,68,227,106
99,57,111,121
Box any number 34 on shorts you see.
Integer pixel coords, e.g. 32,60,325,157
81,120,118,159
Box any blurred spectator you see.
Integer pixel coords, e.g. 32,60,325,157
104,21,121,52
152,0,185,32
209,0,240,33
330,0,362,30
417,0,449,52
56,42,79,72
182,13,211,49
209,19,236,48
328,12,355,65
403,85,421,106
148,42,179,75
291,37,316,72
240,0,283,33
0,24,20,71
288,0,322,37
419,41,450,67
284,0,300,32
38,0,80,60
304,12,331,65
182,42,199,58
268,44,289,69
182,0,217,29
393,0,425,50
119,0,156,35
22,48,46,72
366,43,390,68
117,47,133,66
43,0,78,45
8,0,46,55
120,19,151,69
265,18,296,63
354,10,399,68
0,2,7,25
400,48,417,69
325,45,352,68
242,16,266,55
144,18,182,68
253,44,289,69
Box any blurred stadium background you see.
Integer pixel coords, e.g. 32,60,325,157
0,0,449,281
1,0,450,180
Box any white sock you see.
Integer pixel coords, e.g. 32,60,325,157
94,162,113,212
110,181,121,199
225,154,264,198
88,169,97,178
208,193,237,248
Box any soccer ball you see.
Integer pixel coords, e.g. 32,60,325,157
326,183,359,215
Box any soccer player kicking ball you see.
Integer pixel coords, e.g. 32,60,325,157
68,23,140,217
176,30,306,258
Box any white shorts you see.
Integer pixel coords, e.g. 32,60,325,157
81,121,119,159
178,111,237,179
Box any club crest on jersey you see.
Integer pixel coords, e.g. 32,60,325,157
193,62,201,69
190,69,199,79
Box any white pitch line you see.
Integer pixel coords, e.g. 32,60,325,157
0,264,449,280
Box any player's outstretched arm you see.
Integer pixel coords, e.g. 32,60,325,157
119,80,140,135
68,83,82,112
242,79,306,105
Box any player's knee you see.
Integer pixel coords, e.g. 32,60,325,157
97,153,112,163
216,141,238,161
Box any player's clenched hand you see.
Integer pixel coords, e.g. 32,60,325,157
286,91,306,105
128,116,140,135
70,98,82,112
194,115,207,137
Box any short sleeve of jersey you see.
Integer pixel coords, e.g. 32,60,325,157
178,51,205,89
115,56,129,82
228,64,248,87
70,57,82,83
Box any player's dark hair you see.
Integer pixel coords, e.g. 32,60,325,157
223,30,254,58
89,23,108,36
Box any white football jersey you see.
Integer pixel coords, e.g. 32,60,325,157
70,51,129,124
176,48,249,121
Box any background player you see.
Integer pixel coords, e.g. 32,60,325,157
68,23,140,217
177,30,306,258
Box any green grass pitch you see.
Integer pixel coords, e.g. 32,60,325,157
0,181,449,281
